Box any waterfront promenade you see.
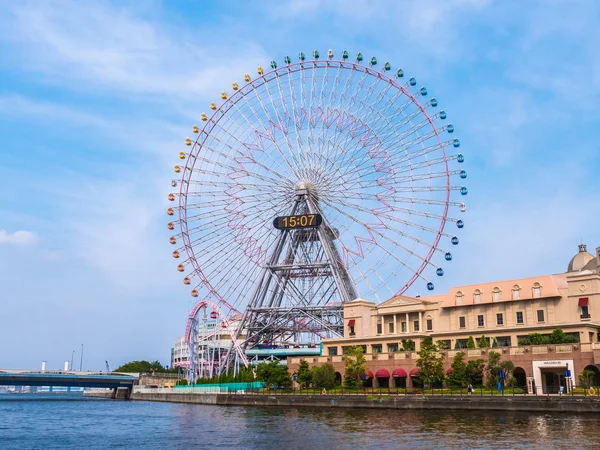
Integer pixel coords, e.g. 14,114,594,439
86,388,600,413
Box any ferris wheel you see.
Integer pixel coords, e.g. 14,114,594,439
167,49,467,361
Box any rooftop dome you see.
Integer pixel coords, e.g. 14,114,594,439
567,244,595,272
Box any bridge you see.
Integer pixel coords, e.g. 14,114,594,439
0,369,138,393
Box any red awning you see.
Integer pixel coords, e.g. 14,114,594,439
348,319,355,326
579,297,589,307
375,368,390,378
392,368,407,378
446,368,453,375
409,368,420,377
365,370,374,379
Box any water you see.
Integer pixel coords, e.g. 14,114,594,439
1,394,600,449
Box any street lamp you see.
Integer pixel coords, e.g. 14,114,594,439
79,344,84,371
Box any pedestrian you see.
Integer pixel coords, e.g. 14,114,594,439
467,382,473,395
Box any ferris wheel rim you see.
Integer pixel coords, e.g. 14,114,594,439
170,51,467,313
177,58,453,301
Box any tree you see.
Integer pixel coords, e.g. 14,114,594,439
465,359,485,385
485,350,515,388
478,335,489,348
311,363,337,390
115,360,172,373
491,337,498,348
550,328,566,344
467,336,476,349
447,351,467,387
528,333,544,345
256,361,292,389
343,346,367,389
176,378,188,385
578,369,596,389
518,336,531,346
296,359,312,388
415,336,446,388
400,338,415,352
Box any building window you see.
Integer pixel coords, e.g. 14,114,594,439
342,346,350,354
455,339,468,349
516,311,524,324
413,320,420,332
492,287,501,302
497,336,512,347
389,322,395,333
401,322,407,332
439,340,451,349
496,313,504,326
532,282,542,298
349,325,355,335
360,345,367,354
372,344,382,353
474,289,482,304
426,319,433,331
377,323,382,334
459,316,466,328
512,285,521,300
537,309,545,323
477,315,484,327
387,343,398,352
328,347,338,356
580,298,590,318
456,291,464,306
581,305,590,319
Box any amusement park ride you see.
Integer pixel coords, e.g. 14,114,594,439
167,50,468,380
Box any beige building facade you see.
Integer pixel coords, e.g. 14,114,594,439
288,244,600,393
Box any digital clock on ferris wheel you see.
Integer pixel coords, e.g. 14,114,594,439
273,214,323,230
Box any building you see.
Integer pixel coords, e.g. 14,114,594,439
288,244,600,394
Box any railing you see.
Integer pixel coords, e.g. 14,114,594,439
292,342,599,364
172,384,600,398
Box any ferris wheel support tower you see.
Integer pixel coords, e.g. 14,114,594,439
230,183,358,360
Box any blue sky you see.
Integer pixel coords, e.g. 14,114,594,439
1,0,599,370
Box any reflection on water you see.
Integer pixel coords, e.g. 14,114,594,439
1,395,599,449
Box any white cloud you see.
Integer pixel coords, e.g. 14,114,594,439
0,0,269,103
0,229,38,246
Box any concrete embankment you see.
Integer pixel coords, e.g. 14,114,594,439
126,392,600,413
84,389,130,399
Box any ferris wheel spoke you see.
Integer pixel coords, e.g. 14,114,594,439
262,71,307,175
245,80,303,178
320,197,442,271
322,196,450,254
329,195,455,241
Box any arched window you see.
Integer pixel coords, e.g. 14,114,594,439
426,315,433,331
455,291,464,306
532,282,542,298
474,289,482,304
512,285,521,300
492,287,501,302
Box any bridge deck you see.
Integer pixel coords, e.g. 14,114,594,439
0,371,137,388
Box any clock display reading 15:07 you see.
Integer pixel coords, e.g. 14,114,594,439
273,214,323,230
